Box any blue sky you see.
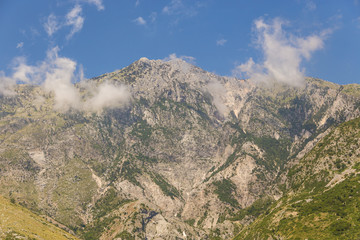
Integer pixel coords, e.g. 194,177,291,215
0,0,359,85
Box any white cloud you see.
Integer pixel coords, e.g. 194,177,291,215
0,71,16,96
162,53,196,74
163,53,177,61
134,16,146,25
44,14,60,37
12,57,36,83
42,47,81,110
78,0,104,10
163,53,196,64
16,42,24,49
216,38,227,46
1,47,130,112
206,80,229,117
135,0,140,7
65,5,84,39
84,82,131,112
233,18,328,87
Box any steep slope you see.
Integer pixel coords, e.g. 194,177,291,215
0,195,78,240
0,58,359,239
234,117,360,239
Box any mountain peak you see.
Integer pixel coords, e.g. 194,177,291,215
135,56,195,69
138,57,150,62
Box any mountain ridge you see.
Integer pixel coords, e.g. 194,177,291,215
0,58,359,239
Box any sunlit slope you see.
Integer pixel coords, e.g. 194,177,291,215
0,195,78,240
235,117,360,240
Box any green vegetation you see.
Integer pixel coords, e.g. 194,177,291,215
185,219,195,226
236,174,360,240
149,172,181,199
208,228,222,240
251,135,290,170
341,83,360,97
197,211,208,226
299,174,360,219
230,197,273,221
227,122,290,173
119,160,142,187
136,153,158,163
207,152,239,181
288,117,360,192
81,215,120,240
115,230,135,240
235,117,360,240
130,119,152,142
213,179,239,208
93,187,132,218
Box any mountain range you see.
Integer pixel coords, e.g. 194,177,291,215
0,57,359,239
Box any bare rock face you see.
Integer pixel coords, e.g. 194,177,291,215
0,58,359,239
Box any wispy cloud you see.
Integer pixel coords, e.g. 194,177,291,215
233,18,329,87
16,42,24,49
78,0,104,10
135,0,140,7
216,38,227,46
150,12,157,23
355,17,360,29
134,16,147,25
162,0,199,20
163,0,183,15
44,13,60,37
65,5,85,39
44,1,103,40
163,53,196,64
305,0,316,11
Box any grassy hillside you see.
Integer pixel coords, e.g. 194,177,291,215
234,117,360,239
0,195,78,240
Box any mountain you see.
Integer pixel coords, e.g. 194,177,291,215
0,57,359,239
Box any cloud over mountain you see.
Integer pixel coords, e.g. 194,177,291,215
0,47,130,112
233,18,328,87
